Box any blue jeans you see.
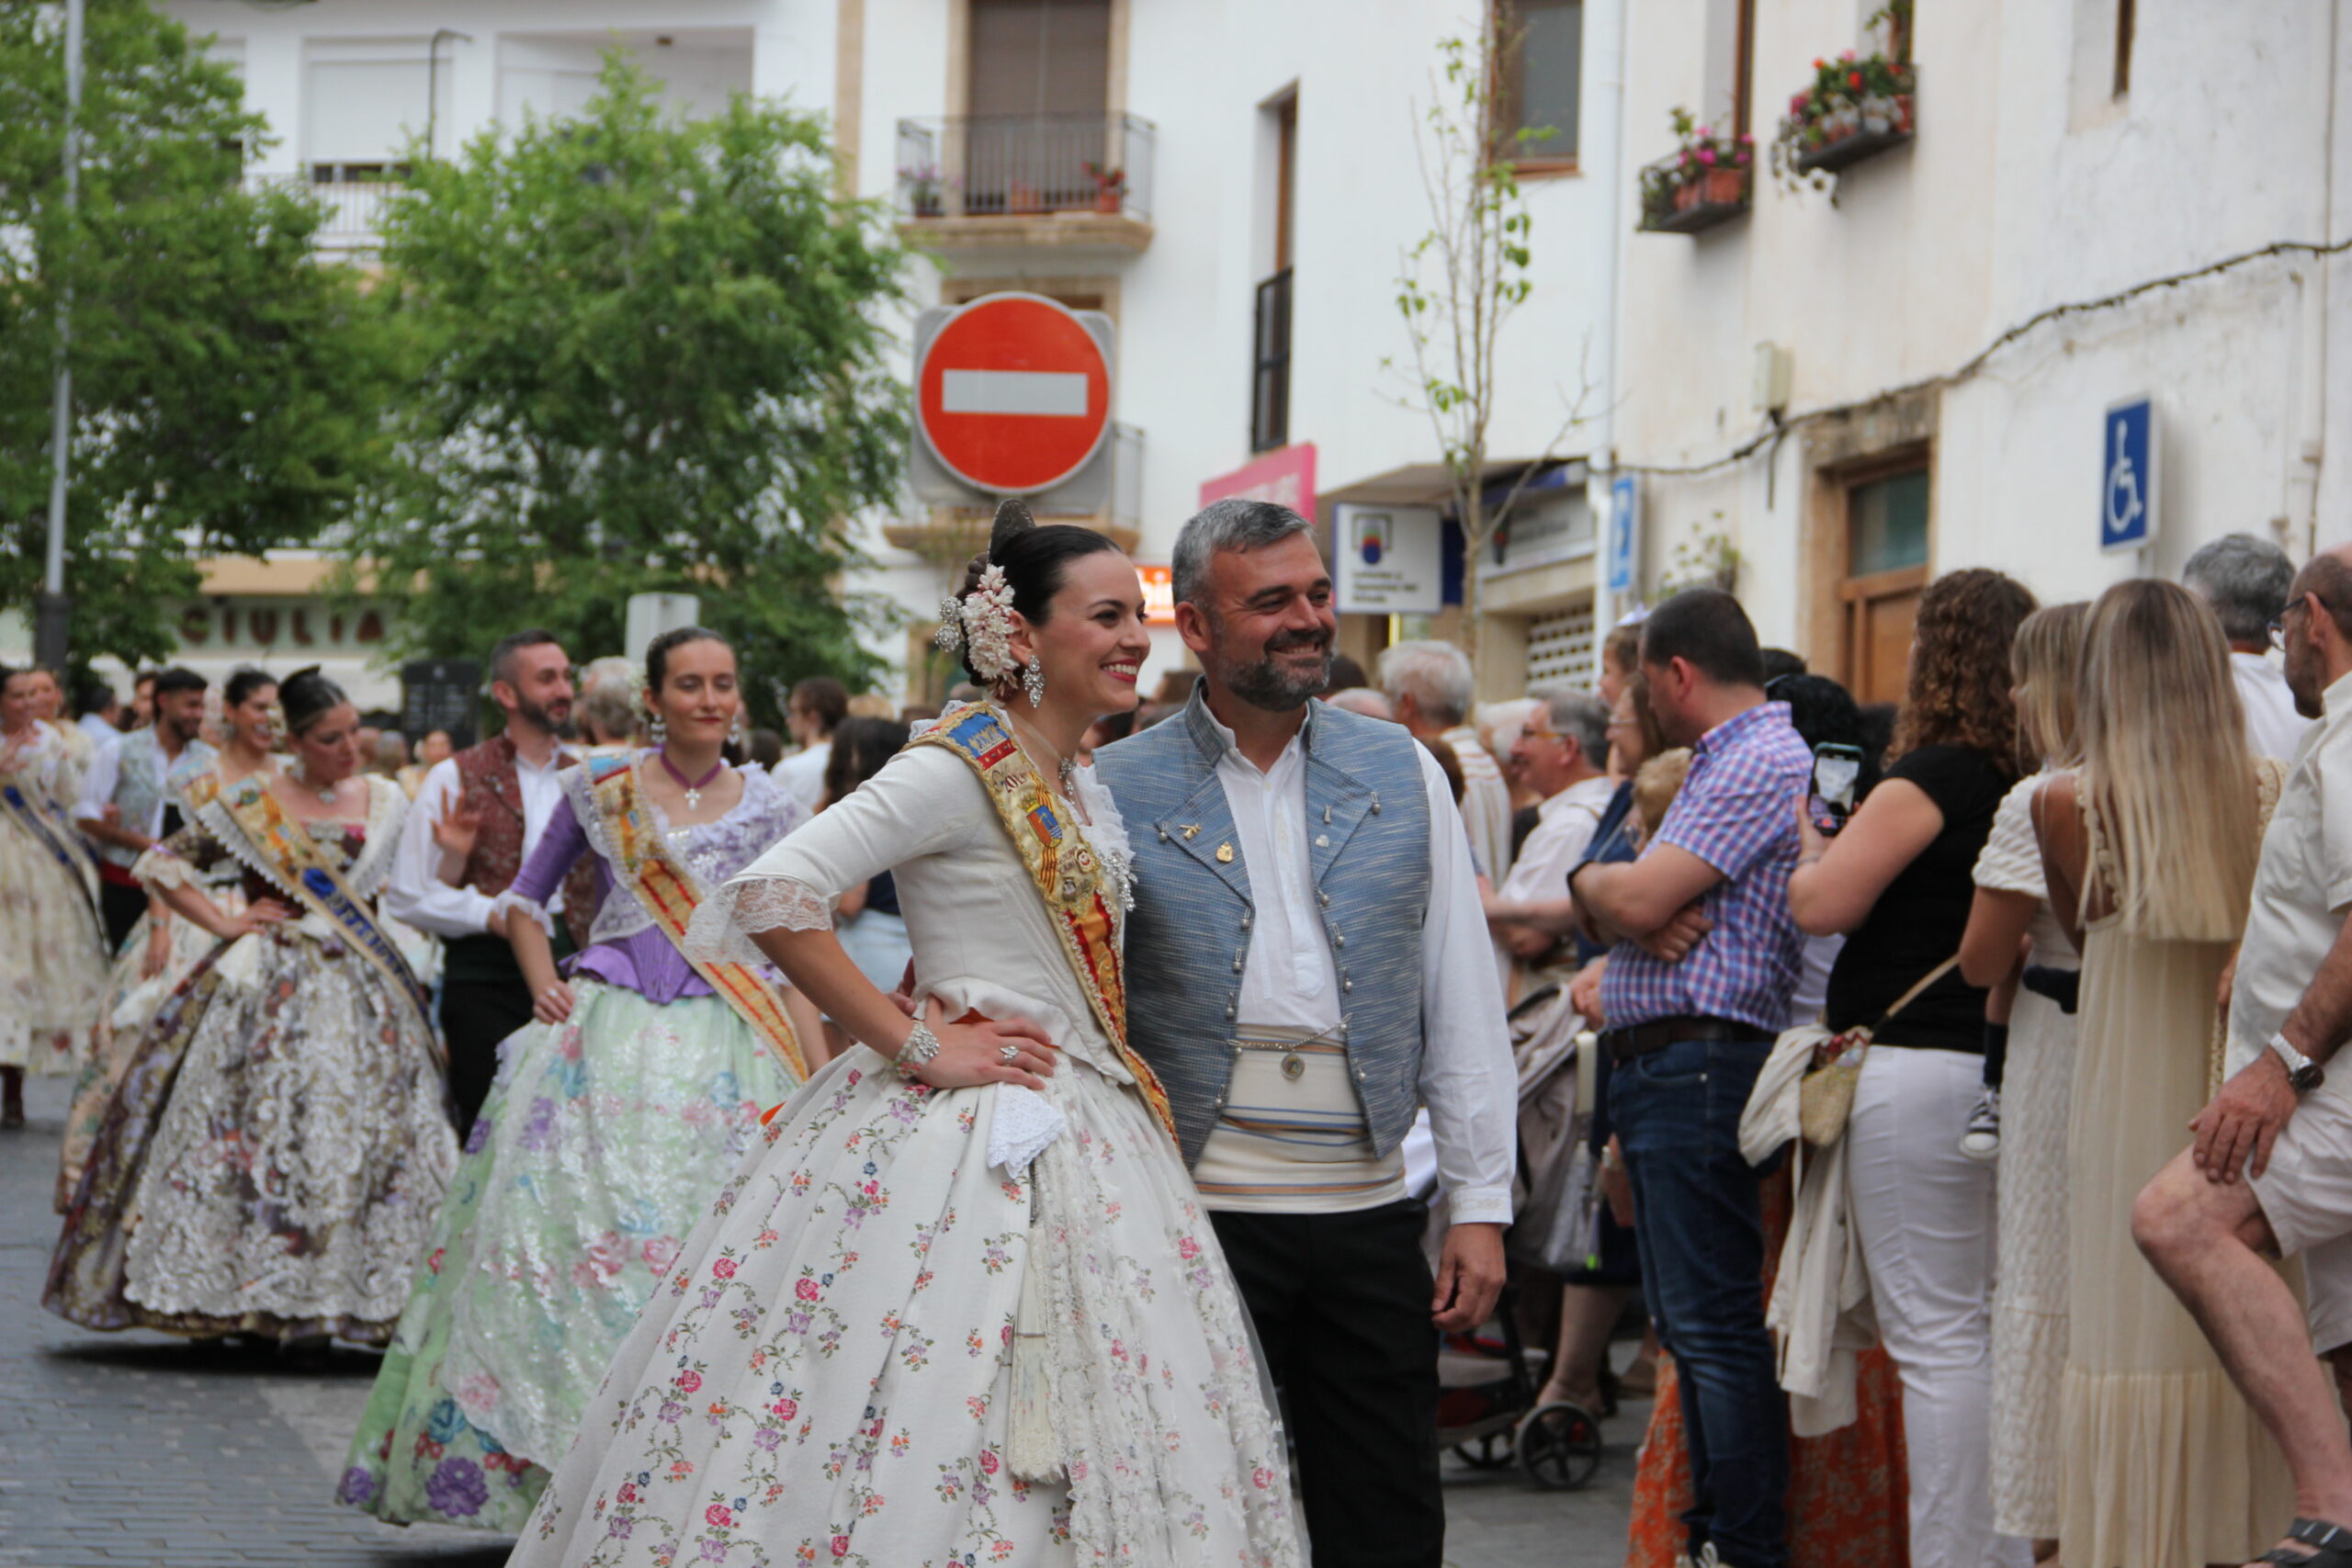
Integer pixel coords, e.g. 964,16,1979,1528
1611,1036,1790,1568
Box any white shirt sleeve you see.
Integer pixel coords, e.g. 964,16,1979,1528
1412,745,1519,1226
74,734,121,824
382,757,498,937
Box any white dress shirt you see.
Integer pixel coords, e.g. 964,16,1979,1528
76,712,120,748
384,749,569,938
774,740,831,812
1498,773,1617,906
2230,670,2352,1074
1204,707,1519,1226
2234,649,2314,763
74,728,213,870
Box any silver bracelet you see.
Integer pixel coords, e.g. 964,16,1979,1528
893,1021,942,1080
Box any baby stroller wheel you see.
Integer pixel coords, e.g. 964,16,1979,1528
1451,1430,1515,1469
1515,1400,1602,1490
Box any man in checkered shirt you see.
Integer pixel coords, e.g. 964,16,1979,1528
1569,588,1812,1568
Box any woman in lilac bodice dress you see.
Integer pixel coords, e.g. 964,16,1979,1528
340,630,810,1532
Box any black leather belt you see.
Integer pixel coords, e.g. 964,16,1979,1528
1600,1014,1769,1065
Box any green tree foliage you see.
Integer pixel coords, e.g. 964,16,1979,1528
0,1,397,670
343,55,911,716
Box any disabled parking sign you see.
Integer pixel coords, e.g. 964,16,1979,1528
2100,397,2157,554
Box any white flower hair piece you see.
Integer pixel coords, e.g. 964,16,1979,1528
956,564,1018,683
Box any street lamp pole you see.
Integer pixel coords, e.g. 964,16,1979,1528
35,0,85,672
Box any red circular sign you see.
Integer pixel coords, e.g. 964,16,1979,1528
917,293,1112,495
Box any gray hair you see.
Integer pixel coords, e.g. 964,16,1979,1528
2183,533,2297,645
1532,681,1611,767
576,655,641,746
1170,499,1314,608
1325,687,1396,721
1378,639,1476,727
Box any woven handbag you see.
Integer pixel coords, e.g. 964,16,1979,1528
1797,953,1963,1147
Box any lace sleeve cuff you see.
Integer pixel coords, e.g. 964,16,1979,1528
680,875,835,966
489,889,557,941
131,848,196,891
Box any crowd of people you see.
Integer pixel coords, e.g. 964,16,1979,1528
6,511,2352,1568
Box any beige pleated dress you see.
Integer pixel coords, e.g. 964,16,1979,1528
2059,762,2294,1568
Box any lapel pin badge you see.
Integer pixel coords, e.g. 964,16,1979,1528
1216,842,1235,863
1181,824,1201,840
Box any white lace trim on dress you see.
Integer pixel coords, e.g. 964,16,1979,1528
987,1084,1067,1174
679,874,832,967
131,847,198,891
490,887,556,941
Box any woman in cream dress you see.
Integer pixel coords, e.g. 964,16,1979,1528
0,665,108,1123
55,669,279,1210
2035,581,2291,1568
512,512,1300,1567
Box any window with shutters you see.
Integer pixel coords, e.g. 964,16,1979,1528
1492,0,1583,170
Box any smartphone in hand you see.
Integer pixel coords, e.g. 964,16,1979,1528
1809,742,1866,835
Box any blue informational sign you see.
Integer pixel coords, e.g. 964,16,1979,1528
2100,398,2157,554
1607,474,1639,593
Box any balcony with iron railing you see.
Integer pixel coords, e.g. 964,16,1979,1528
246,171,408,259
894,114,1156,254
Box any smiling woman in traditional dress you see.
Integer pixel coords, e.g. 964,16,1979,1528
508,503,1301,1568
44,666,458,1345
340,627,810,1533
54,668,280,1211
0,664,109,1129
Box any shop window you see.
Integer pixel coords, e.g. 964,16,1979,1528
1838,465,1929,705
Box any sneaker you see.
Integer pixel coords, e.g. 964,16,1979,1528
1959,1088,2001,1162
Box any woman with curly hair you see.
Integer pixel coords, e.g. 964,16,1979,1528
1789,566,2039,1568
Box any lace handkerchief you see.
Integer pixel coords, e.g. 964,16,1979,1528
987,1084,1066,1175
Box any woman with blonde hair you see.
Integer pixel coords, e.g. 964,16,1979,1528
2034,579,2292,1568
1954,602,2087,1554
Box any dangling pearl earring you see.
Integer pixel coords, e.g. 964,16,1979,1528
650,712,668,747
1023,660,1046,708
729,709,743,747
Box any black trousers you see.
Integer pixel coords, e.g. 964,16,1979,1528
1211,1200,1444,1568
438,934,534,1138
98,876,147,955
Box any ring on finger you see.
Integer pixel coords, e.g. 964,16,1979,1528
998,1044,1021,1063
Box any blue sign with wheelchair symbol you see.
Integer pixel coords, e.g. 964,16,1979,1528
2101,398,2156,553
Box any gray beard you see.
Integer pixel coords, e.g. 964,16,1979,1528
1221,646,1333,712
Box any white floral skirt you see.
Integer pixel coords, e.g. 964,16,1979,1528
0,818,106,1072
514,1047,1303,1568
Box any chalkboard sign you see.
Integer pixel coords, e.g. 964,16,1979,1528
401,659,481,750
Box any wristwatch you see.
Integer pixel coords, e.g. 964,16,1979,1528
2270,1032,2328,1096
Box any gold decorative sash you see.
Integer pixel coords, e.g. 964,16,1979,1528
584,753,808,1084
209,776,438,1051
909,704,1175,1143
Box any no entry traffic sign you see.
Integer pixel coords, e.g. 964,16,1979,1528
915,293,1113,496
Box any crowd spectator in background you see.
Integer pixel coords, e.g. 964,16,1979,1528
1486,684,1612,987
74,682,122,746
74,667,213,952
775,675,847,811
1569,588,1811,1568
2184,530,2311,762
1759,648,1807,683
1324,651,1369,694
1384,639,1517,883
1789,568,2035,1568
127,671,157,731
2035,580,2290,1568
820,715,914,1002
396,729,455,798
1766,672,1879,1028
1953,600,2087,1555
1077,706,1136,764
369,730,409,781
746,727,786,771
574,655,641,753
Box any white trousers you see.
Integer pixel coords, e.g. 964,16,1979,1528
1847,1046,2034,1568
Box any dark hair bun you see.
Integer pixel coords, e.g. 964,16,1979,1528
988,496,1036,558
278,665,349,737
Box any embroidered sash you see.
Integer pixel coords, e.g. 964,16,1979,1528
584,754,808,1084
909,704,1176,1143
1,774,104,941
207,778,440,1052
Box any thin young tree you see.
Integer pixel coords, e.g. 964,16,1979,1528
1390,19,1594,675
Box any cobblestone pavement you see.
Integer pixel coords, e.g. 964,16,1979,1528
0,1073,1638,1567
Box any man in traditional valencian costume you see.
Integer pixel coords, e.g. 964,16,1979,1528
1096,499,1517,1568
74,667,214,951
386,630,582,1134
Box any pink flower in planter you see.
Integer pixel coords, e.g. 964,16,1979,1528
1698,147,1716,165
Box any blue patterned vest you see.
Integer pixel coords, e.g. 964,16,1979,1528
1094,687,1433,1168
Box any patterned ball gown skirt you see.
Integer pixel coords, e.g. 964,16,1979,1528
0,813,107,1077
339,981,802,1532
507,1045,1302,1568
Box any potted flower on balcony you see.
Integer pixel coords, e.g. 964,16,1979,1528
1675,107,1753,209
1081,161,1127,214
1770,42,1917,193
898,163,945,218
